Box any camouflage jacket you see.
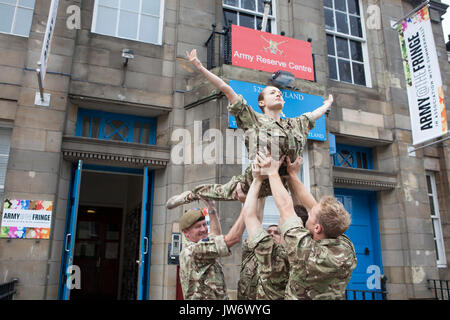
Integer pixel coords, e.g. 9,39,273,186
228,95,315,167
179,234,231,300
237,240,258,300
247,228,290,300
280,216,357,300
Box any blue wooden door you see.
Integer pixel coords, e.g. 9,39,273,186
334,188,383,300
137,167,155,300
58,160,83,300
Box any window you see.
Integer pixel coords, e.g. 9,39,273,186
0,0,35,37
334,144,373,169
426,172,447,267
223,0,276,33
92,0,165,45
0,128,12,205
324,0,370,86
75,109,157,145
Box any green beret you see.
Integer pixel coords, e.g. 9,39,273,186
180,208,205,230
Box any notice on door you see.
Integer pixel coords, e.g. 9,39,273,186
0,199,53,239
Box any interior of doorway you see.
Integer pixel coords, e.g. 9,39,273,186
70,169,143,300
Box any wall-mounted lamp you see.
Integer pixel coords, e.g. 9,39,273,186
270,70,295,87
122,48,134,66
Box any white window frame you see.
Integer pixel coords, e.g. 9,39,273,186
241,142,309,238
426,172,447,268
92,0,165,45
222,0,277,34
0,0,35,38
324,0,372,87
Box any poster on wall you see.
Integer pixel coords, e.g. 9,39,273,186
0,199,53,239
397,5,448,145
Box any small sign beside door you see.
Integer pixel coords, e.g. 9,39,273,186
0,199,53,239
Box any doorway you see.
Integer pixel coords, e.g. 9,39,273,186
59,163,154,300
71,205,123,300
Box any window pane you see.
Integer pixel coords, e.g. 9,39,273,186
120,0,139,12
336,36,349,58
118,10,138,39
96,6,118,36
257,0,272,14
350,40,363,61
240,12,255,29
139,14,159,43
338,59,352,82
12,7,33,36
99,0,119,7
0,4,14,33
429,195,435,215
224,9,237,26
256,16,271,33
323,0,333,8
1,0,15,4
224,0,238,6
336,12,348,34
142,0,160,16
327,34,335,55
324,8,334,30
18,0,35,8
328,57,338,80
347,0,360,15
352,62,365,85
242,0,256,11
335,0,347,11
350,16,362,37
426,175,432,193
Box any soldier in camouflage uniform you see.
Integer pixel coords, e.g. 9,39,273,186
239,163,290,300
166,49,333,209
179,198,245,300
256,152,357,300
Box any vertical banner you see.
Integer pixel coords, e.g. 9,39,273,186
39,0,60,85
397,6,447,145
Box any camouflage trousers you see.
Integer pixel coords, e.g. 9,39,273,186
189,164,291,202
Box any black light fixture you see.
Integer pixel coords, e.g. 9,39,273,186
270,70,295,87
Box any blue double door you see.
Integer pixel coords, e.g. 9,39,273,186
334,188,383,300
58,161,155,300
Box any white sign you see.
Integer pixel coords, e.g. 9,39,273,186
397,6,448,145
39,0,60,85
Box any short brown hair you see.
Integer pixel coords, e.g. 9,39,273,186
258,88,267,113
316,196,351,238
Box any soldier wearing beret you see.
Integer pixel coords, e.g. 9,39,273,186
257,150,357,300
179,197,245,300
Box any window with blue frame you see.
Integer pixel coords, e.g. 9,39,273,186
333,144,373,169
75,108,156,145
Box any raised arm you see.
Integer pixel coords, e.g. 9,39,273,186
310,94,333,121
199,197,221,236
242,164,266,238
286,156,318,212
257,150,296,225
186,49,239,104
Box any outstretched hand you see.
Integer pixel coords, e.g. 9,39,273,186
185,49,202,68
323,94,333,111
256,147,286,177
199,196,217,214
286,156,303,177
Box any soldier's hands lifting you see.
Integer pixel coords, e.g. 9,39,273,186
256,147,286,177
286,156,303,177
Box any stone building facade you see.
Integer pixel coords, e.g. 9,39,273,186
0,0,449,300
